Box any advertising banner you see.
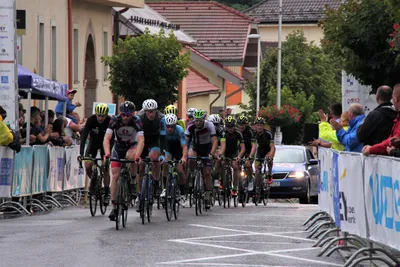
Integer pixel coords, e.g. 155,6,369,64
0,145,13,198
338,152,368,238
12,145,32,197
364,156,400,250
47,146,64,192
31,145,48,194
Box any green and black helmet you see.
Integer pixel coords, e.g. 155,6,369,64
225,115,236,127
254,117,265,125
193,109,206,120
237,115,249,124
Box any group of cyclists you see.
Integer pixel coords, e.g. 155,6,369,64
80,100,276,222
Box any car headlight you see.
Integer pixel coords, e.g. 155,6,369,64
288,171,305,179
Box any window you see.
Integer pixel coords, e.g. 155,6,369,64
51,26,57,80
38,22,44,76
103,31,108,81
306,149,314,162
73,28,79,83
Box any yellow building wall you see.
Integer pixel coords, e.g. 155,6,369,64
72,0,114,117
258,24,323,45
187,94,214,115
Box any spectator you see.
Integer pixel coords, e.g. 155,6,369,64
0,106,13,146
218,109,226,120
311,111,349,150
329,103,343,123
363,84,400,156
387,137,400,157
39,110,55,133
357,85,397,146
226,108,232,116
55,89,81,124
50,117,72,147
18,102,26,125
332,103,365,152
64,116,84,145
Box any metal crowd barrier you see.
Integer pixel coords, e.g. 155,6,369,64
0,145,86,215
302,147,400,267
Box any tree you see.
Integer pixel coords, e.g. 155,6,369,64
243,30,341,117
320,0,400,92
102,29,190,110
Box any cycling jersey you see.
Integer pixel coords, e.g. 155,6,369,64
240,125,256,156
215,125,224,145
80,114,111,156
185,120,216,157
136,111,167,157
177,118,186,130
255,129,274,158
166,125,186,159
106,115,143,146
220,129,244,157
185,120,216,146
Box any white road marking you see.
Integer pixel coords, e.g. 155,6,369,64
265,252,342,266
169,233,258,242
159,262,295,267
193,240,300,245
266,247,320,253
216,224,304,229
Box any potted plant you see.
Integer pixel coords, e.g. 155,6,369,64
258,104,302,127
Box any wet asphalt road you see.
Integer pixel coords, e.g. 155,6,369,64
0,202,343,267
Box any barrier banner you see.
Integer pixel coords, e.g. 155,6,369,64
47,146,65,192
364,156,400,250
332,151,341,227
0,146,14,198
12,146,33,197
64,145,84,190
31,145,49,194
318,147,333,215
338,152,367,238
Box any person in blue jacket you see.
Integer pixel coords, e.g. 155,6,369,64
55,89,81,124
331,103,365,152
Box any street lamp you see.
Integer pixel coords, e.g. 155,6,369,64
248,34,261,116
275,0,283,145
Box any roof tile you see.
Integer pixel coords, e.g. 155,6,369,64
245,0,342,23
187,70,219,94
147,1,253,61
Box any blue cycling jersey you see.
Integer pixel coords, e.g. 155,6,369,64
167,125,186,145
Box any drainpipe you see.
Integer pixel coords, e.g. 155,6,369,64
210,78,224,113
68,0,72,88
113,8,129,105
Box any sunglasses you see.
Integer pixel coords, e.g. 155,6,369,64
96,114,107,118
121,112,133,117
166,125,175,129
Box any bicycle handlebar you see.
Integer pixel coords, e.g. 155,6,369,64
187,156,213,160
110,158,137,164
77,156,103,162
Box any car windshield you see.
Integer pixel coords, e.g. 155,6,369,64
274,148,305,163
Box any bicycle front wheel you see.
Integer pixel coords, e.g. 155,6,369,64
89,171,98,217
165,175,173,221
140,176,147,225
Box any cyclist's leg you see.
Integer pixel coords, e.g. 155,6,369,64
245,158,253,180
232,158,240,190
99,148,110,203
84,142,96,179
126,145,138,196
149,146,161,196
267,157,273,183
109,146,125,220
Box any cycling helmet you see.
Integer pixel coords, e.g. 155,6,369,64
142,99,158,110
193,109,206,120
225,115,236,127
207,114,222,124
254,117,265,125
119,101,135,113
95,103,109,116
164,105,178,115
165,114,178,125
237,115,249,124
187,108,197,118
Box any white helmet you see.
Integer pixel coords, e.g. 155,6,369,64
207,114,222,124
165,113,178,125
142,99,158,111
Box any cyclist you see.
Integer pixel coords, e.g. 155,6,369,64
254,117,275,196
186,109,218,209
218,116,245,196
207,114,224,187
164,104,186,130
237,115,257,179
80,103,112,204
186,108,196,128
103,101,144,221
160,113,188,205
136,99,167,211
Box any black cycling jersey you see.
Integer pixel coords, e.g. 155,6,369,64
136,111,167,157
255,129,274,157
80,114,111,155
241,125,256,155
221,129,244,157
106,115,143,146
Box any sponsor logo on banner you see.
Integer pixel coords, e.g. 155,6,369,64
347,98,360,104
321,170,328,192
0,35,8,39
57,158,64,182
369,174,400,232
0,158,12,186
0,24,6,32
1,76,8,83
339,168,357,224
0,85,9,90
